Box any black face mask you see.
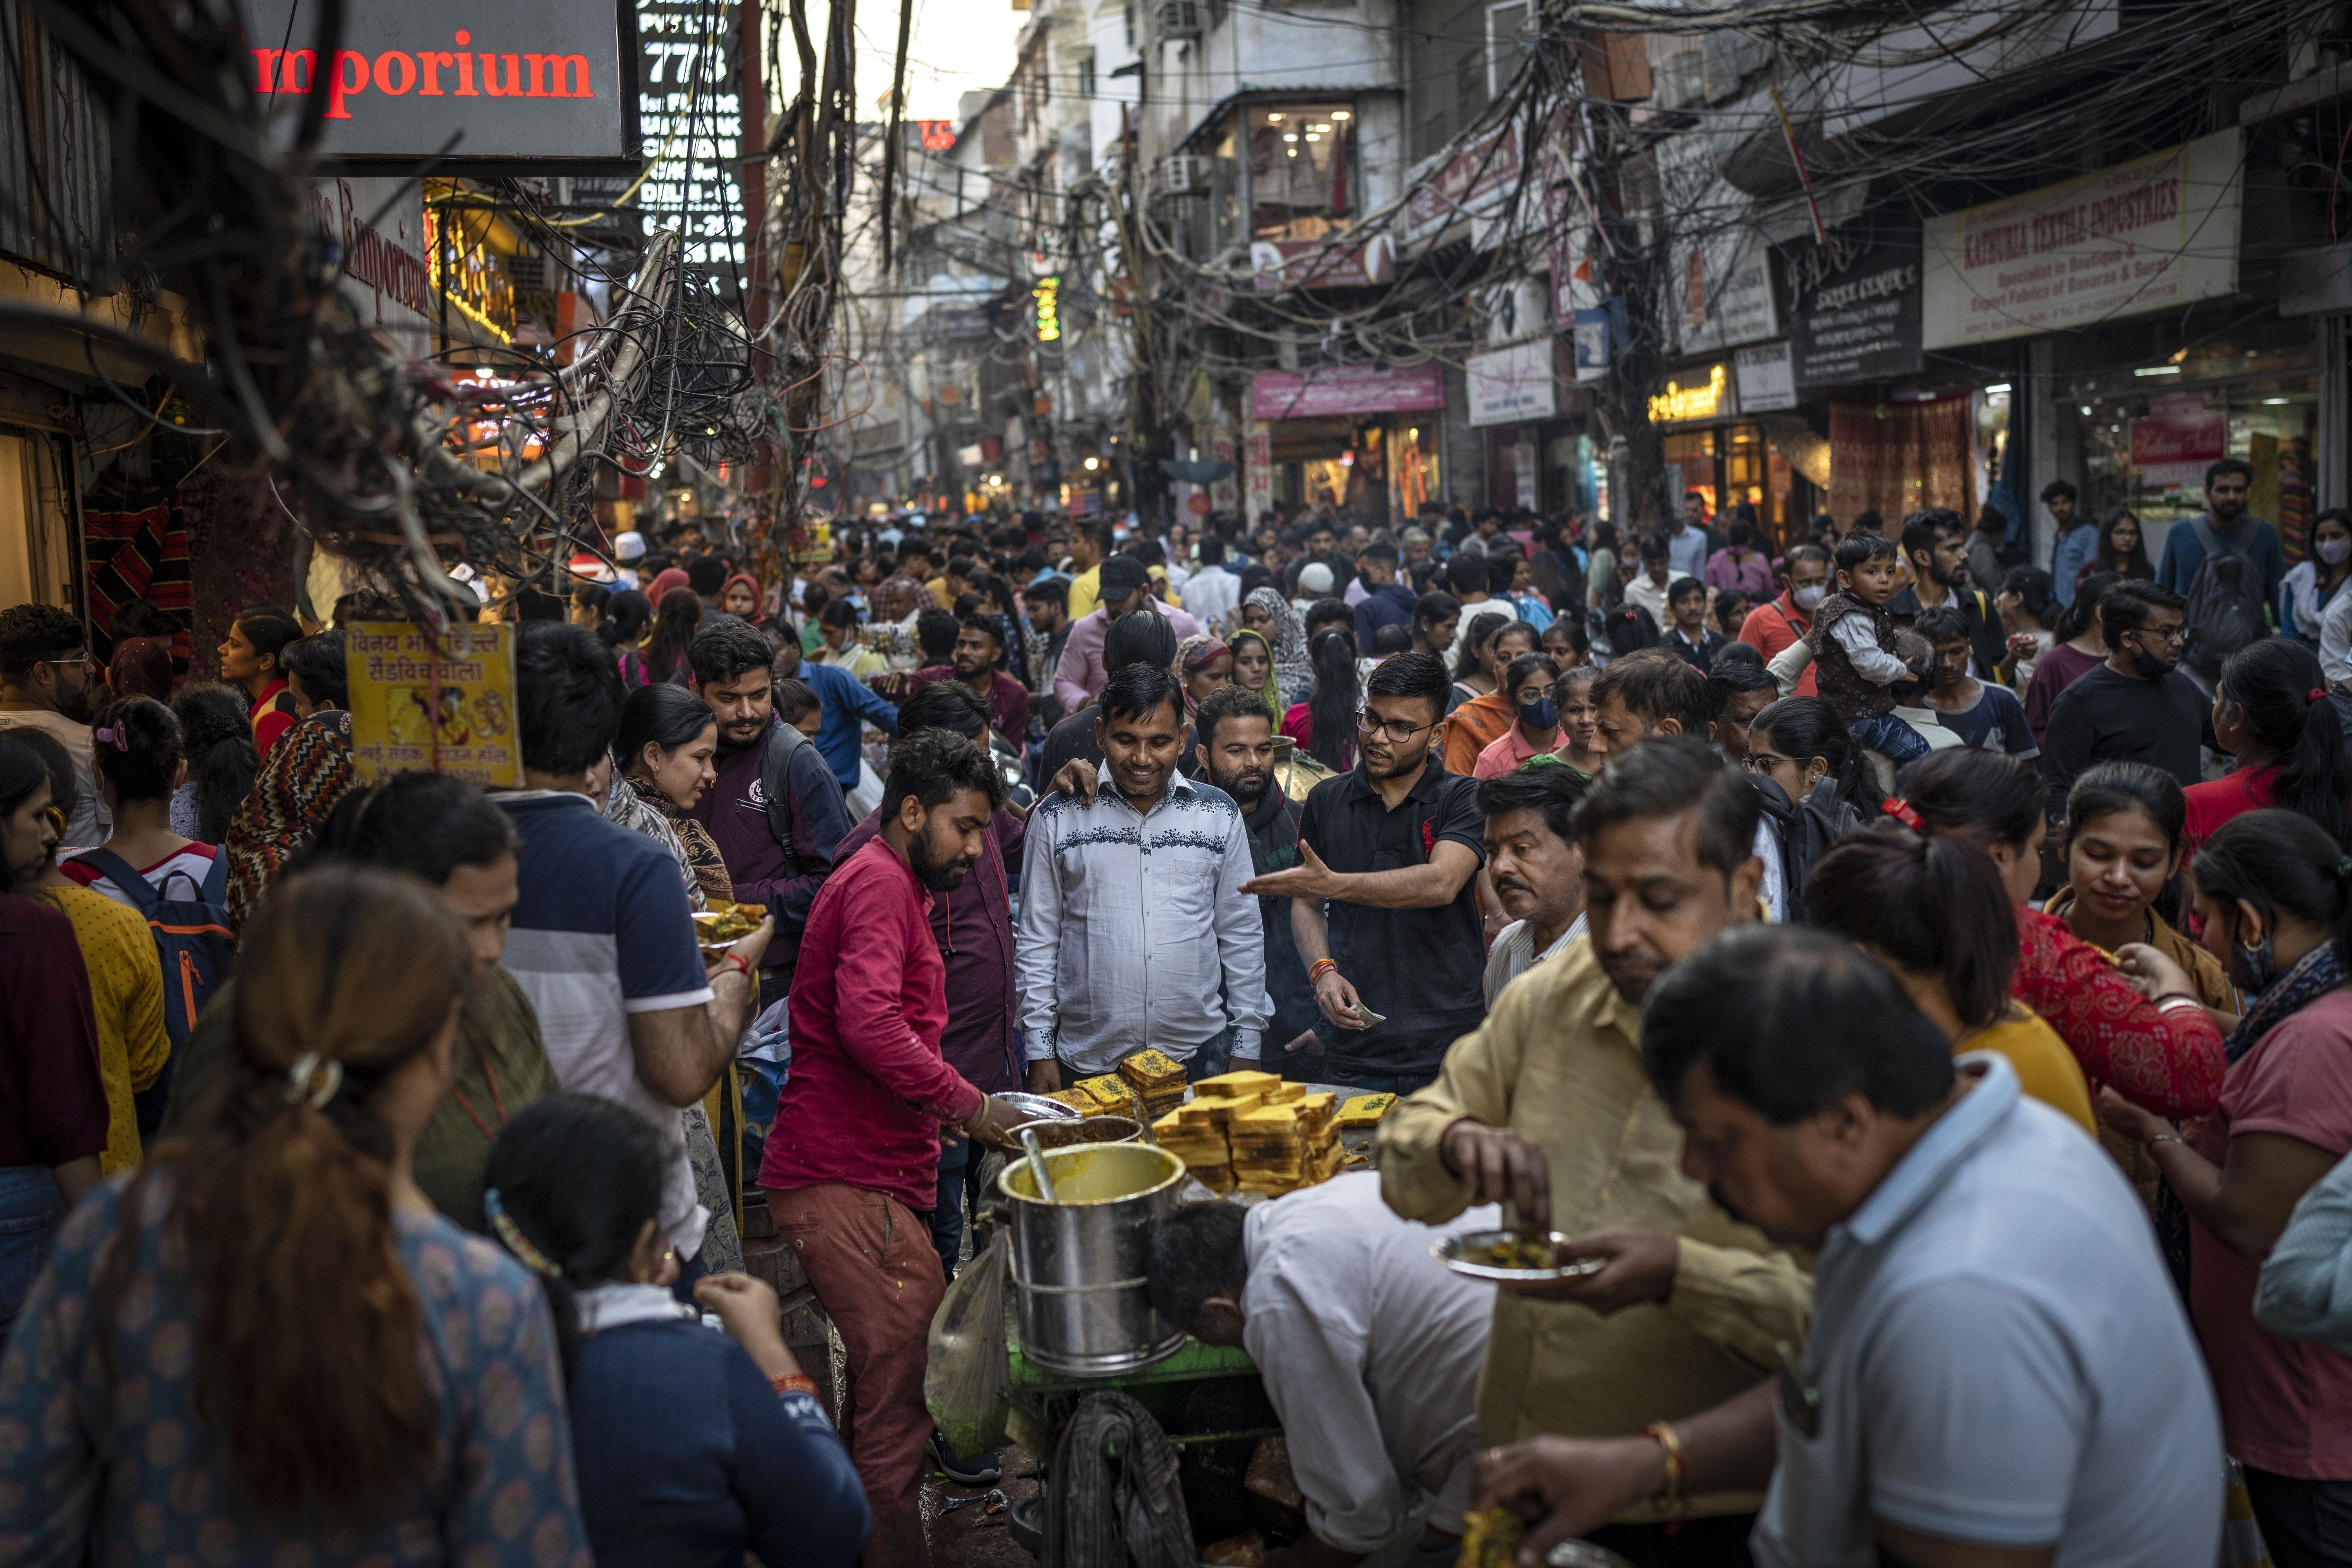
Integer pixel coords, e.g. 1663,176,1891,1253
2123,633,2169,681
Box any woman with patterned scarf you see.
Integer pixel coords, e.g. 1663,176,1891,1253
2100,809,2352,1561
1240,586,1312,706
222,708,357,932
608,683,732,908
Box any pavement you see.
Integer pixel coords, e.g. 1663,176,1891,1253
922,1441,1042,1566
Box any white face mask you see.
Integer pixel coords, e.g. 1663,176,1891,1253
2321,538,2352,566
1792,584,1827,610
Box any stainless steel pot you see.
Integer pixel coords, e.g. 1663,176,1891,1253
996,1141,1187,1376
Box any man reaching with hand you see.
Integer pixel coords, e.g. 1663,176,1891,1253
1376,736,1812,1566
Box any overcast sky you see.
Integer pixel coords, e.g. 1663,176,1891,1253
848,0,1027,123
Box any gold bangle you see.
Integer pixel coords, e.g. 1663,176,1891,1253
1641,1421,1688,1527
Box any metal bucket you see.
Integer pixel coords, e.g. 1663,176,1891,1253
1011,1114,1142,1149
996,1141,1188,1376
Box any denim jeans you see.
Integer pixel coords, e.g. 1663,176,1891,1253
1848,711,1930,765
929,1132,991,1280
1185,1027,1237,1082
0,1165,64,1339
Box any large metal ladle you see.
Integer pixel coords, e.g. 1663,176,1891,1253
1021,1127,1058,1203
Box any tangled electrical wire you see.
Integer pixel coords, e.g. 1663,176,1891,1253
16,0,749,624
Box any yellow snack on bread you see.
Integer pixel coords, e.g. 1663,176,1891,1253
1118,1048,1188,1090
1334,1092,1397,1129
1045,1090,1092,1109
1184,1091,1263,1127
1192,1070,1279,1098
1261,1082,1304,1105
1455,1508,1526,1568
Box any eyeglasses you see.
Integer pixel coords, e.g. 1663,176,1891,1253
1743,752,1793,773
2134,624,2189,645
1356,709,1441,744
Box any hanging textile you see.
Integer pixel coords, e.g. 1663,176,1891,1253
1826,395,1975,526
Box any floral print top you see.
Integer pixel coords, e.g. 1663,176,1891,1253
0,1176,592,1567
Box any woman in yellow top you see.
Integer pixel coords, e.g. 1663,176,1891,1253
1806,824,2098,1135
5,736,167,1173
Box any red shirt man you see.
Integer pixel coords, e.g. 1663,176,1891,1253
1737,544,1830,697
758,734,1024,1567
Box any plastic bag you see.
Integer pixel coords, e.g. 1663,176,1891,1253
924,1227,1011,1457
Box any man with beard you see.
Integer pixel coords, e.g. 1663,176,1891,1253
1194,684,1323,1069
1887,507,2005,680
1240,652,1486,1095
1477,762,1590,1006
760,728,1034,1568
687,621,851,1008
907,615,1028,751
1377,737,1811,1567
0,602,109,844
1018,662,1266,1087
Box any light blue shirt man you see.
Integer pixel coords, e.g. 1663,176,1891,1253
1755,1054,2224,1568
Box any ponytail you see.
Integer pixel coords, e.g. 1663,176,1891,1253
483,1093,672,1384
1804,826,2019,1031
2218,638,2352,850
105,866,472,1528
1304,628,1361,771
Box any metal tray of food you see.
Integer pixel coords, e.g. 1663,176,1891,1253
997,1091,1081,1122
1434,1229,1608,1283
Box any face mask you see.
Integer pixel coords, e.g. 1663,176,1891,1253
1792,584,1826,611
2232,931,2277,995
1517,696,1559,731
2321,538,2352,566
2124,633,2170,681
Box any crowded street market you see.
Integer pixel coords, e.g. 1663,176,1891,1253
11,0,2352,1564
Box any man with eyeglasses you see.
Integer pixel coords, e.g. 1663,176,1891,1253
2039,581,2204,827
0,603,109,845
1240,652,1486,1094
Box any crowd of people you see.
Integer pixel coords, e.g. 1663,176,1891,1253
4,460,2352,1566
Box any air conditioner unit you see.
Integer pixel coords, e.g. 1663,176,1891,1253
1158,0,1201,40
1159,153,1207,194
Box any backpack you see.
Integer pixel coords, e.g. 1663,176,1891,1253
757,719,809,883
2183,517,2270,679
67,847,234,1134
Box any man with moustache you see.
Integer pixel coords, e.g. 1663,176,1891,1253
1477,762,1590,1005
0,602,109,844
1018,662,1267,1088
1194,683,1324,1068
1377,737,1812,1567
687,621,851,1008
907,614,1029,750
759,728,1034,1568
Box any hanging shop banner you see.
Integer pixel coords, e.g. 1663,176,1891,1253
345,623,521,787
1468,339,1559,427
1735,342,1796,412
238,0,634,167
1245,423,1274,520
1921,130,2242,349
1250,365,1445,420
1659,136,1777,355
310,176,432,355
1789,237,1923,387
1250,235,1396,292
1571,307,1611,382
632,0,742,267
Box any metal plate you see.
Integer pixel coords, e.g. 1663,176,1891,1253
998,1092,1081,1122
1434,1229,1609,1284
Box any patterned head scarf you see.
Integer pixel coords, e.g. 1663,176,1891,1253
223,710,356,932
1243,586,1311,706
1174,634,1232,717
1227,629,1282,714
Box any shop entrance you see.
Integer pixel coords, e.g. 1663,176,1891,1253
1661,422,1808,549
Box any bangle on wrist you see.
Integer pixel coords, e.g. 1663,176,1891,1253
2153,993,2199,1013
2148,1132,2185,1149
1308,957,1339,985
1641,1421,1688,1529
771,1372,817,1398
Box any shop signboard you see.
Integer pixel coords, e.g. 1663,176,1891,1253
1735,342,1796,412
1673,230,1779,356
344,623,520,787
239,0,634,167
1250,234,1396,292
1647,362,1735,426
1246,423,1274,518
1250,365,1445,420
1789,238,1923,387
310,176,432,356
2129,396,2226,489
1467,339,1558,427
1921,130,2242,349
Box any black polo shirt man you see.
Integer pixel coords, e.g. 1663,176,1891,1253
1242,652,1487,1094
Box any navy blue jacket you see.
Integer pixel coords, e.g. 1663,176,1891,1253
570,1319,870,1568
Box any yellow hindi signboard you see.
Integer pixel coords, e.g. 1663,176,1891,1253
344,623,521,786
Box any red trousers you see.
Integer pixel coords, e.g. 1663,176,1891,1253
770,1182,946,1567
